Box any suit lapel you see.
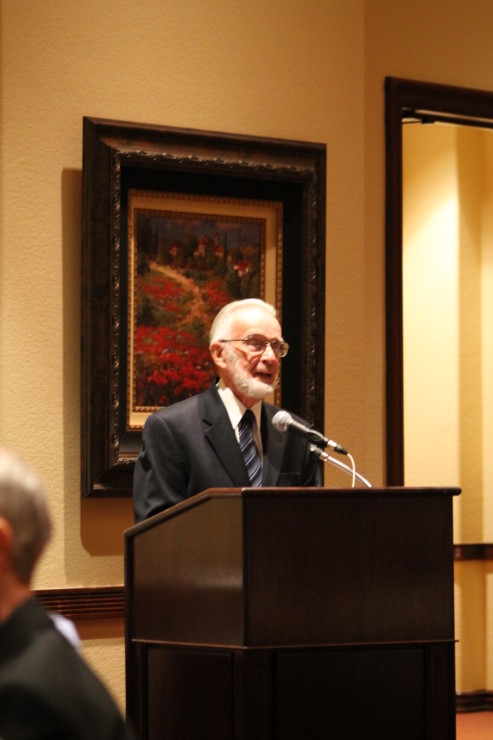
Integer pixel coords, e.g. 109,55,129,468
199,386,250,487
198,387,287,488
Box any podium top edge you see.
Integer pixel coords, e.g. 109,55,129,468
125,486,461,537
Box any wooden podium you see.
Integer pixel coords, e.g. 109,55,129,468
124,487,459,739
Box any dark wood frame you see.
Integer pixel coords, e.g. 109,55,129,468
81,118,326,497
385,77,493,484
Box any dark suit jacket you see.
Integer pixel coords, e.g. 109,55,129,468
133,384,322,522
0,598,135,740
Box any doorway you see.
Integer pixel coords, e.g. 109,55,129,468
385,77,493,489
385,77,493,705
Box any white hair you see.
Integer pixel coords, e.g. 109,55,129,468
209,298,278,345
0,447,52,582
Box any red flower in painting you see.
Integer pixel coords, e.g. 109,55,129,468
134,326,214,406
203,280,231,314
133,263,247,408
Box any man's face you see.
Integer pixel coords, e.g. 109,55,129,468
211,307,283,407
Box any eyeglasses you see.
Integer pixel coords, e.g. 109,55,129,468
220,335,289,358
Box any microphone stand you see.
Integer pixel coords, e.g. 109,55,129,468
310,445,372,489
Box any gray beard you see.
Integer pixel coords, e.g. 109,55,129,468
225,347,278,399
233,370,277,400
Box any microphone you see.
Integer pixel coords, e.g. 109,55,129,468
272,410,348,455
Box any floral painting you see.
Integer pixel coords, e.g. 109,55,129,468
127,191,282,429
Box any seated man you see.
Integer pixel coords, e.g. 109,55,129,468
134,298,322,522
0,446,135,740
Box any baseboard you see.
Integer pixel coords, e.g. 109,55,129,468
35,585,124,619
456,691,493,713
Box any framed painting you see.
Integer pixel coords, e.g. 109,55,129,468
81,117,326,497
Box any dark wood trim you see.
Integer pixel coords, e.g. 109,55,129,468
385,77,405,485
35,586,124,620
456,691,493,713
454,544,493,560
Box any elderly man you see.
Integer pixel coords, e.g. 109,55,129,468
133,298,322,522
0,447,135,740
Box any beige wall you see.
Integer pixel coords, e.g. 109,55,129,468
2,0,493,708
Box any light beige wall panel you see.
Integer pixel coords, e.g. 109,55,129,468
482,136,493,542
402,124,460,491
482,120,493,693
485,565,493,689
76,619,126,714
455,561,486,692
456,128,485,544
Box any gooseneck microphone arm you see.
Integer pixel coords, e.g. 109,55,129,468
271,409,371,488
309,444,372,489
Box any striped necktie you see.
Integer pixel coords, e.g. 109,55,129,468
238,410,262,487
